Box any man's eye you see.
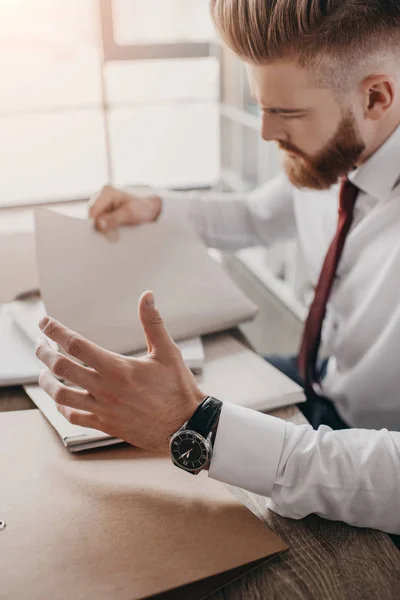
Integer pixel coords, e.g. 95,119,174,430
281,113,305,120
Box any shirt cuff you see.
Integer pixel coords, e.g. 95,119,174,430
157,190,194,224
208,402,286,497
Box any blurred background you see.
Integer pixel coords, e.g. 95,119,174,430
0,0,307,354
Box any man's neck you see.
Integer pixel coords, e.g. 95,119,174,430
359,113,400,165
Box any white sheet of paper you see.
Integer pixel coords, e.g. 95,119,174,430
0,202,96,303
34,208,257,354
130,335,205,373
0,305,42,386
174,336,204,373
0,228,38,303
8,296,47,346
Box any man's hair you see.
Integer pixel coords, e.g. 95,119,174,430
210,0,400,85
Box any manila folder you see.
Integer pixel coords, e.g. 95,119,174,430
0,410,287,600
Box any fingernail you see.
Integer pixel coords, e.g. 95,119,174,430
35,335,47,351
146,292,155,308
38,367,48,381
39,316,50,330
98,218,107,231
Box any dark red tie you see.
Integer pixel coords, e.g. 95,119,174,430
298,177,359,390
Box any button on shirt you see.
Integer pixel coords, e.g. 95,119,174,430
158,125,400,534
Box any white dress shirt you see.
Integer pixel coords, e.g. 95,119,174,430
159,125,400,534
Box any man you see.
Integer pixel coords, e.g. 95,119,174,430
36,0,400,535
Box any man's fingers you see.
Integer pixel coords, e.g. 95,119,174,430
38,316,115,375
88,185,135,232
57,404,104,431
95,203,133,232
36,336,100,393
138,291,178,356
88,185,121,219
39,369,99,414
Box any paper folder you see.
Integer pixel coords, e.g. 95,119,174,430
0,410,287,600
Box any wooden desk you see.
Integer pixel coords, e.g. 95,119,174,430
1,387,400,600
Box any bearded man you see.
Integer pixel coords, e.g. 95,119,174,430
37,1,400,536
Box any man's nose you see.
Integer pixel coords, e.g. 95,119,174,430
261,113,286,143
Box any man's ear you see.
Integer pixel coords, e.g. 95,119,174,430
361,74,396,121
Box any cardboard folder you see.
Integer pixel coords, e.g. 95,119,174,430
0,410,287,600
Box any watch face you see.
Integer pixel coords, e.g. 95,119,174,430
170,430,209,472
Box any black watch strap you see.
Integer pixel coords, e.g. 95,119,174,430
186,396,222,439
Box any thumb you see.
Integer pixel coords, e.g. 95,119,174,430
138,291,175,355
96,204,131,232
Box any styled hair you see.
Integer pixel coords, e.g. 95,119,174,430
210,1,400,73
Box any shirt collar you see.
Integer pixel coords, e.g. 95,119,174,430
348,124,400,202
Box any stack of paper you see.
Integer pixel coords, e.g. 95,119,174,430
0,305,43,387
25,384,122,452
7,295,46,347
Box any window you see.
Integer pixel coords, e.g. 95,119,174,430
219,45,308,314
0,0,219,207
112,0,214,45
1,1,307,315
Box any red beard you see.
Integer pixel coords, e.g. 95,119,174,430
280,112,365,190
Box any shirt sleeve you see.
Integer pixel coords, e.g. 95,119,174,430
157,172,296,251
209,402,400,535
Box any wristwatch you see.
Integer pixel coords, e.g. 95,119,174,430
169,396,223,475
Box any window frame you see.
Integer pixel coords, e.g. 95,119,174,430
99,0,212,61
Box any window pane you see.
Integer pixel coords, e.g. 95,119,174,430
0,0,105,205
0,49,102,112
113,0,214,44
0,0,101,111
0,111,108,206
0,1,220,206
105,58,219,104
0,0,98,45
108,103,219,188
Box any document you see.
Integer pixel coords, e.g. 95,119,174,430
24,383,123,451
0,409,287,600
34,208,258,354
198,332,304,411
0,215,38,303
131,335,205,373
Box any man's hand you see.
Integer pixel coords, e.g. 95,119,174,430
89,185,162,233
35,291,204,454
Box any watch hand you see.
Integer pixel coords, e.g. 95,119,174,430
178,449,192,460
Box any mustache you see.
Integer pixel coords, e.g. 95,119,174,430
277,141,306,158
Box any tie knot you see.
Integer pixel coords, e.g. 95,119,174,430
339,176,359,215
